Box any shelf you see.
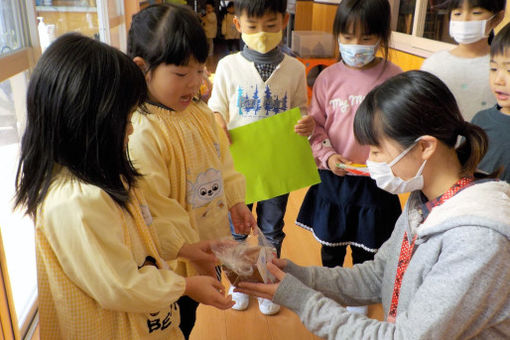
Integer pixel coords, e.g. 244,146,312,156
35,5,97,13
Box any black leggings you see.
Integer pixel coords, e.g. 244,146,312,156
176,295,199,339
321,244,374,268
177,266,222,339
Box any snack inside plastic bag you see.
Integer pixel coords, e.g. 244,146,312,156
212,228,276,286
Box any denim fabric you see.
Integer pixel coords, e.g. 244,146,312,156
230,193,289,257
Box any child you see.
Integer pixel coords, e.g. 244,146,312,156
14,33,234,340
421,0,505,121
221,2,240,53
208,0,315,315
126,4,255,337
472,23,510,183
237,70,510,339
201,1,217,59
295,0,402,315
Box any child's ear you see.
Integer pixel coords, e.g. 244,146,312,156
233,16,242,33
493,10,505,29
133,57,148,73
133,57,151,81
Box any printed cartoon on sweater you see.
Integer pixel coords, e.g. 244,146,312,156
187,168,224,208
237,84,288,117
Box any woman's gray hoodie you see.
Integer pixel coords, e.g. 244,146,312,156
276,180,510,339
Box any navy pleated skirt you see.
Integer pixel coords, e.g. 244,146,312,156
296,170,402,252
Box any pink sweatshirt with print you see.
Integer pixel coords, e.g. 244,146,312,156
310,60,402,169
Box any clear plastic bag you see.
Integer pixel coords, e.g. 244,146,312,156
212,228,277,286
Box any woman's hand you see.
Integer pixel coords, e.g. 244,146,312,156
295,115,315,137
229,203,256,235
234,259,287,301
327,154,352,177
184,276,235,310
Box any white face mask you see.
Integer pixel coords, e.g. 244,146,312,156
449,16,494,44
339,42,378,68
366,138,427,195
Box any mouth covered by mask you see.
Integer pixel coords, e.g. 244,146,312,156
339,42,378,68
449,16,494,44
366,138,427,194
242,31,282,54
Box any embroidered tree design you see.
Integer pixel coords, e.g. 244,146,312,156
253,85,261,115
237,87,244,116
282,92,288,112
264,85,273,115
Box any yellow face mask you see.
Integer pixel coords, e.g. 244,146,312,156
241,31,282,54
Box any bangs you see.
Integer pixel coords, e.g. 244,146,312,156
235,0,287,17
336,16,375,37
156,8,208,66
128,4,208,70
447,0,505,12
333,0,390,42
491,23,510,57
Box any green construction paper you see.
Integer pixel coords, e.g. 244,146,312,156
229,107,321,204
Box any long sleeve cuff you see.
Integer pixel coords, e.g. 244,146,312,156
284,260,314,287
225,177,246,209
273,274,317,313
154,219,199,261
319,149,336,170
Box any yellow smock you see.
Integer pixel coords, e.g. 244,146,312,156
36,167,189,339
128,101,245,277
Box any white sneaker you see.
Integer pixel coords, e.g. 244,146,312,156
346,305,368,315
257,297,280,315
228,286,249,311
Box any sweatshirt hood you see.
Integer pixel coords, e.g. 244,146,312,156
412,180,510,241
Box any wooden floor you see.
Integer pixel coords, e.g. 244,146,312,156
190,188,385,340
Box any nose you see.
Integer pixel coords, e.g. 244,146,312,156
494,69,506,85
189,72,202,90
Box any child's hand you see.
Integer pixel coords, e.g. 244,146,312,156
294,115,315,137
234,261,286,301
229,203,256,234
184,276,235,310
327,154,352,177
214,112,232,144
178,241,217,268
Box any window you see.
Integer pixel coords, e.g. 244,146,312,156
390,0,455,57
0,1,27,55
0,70,37,338
391,0,510,57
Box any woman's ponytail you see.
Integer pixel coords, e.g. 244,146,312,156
456,122,490,177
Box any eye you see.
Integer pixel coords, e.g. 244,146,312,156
175,72,187,77
200,188,207,196
212,184,219,191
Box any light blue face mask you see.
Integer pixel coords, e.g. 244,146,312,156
339,42,378,68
